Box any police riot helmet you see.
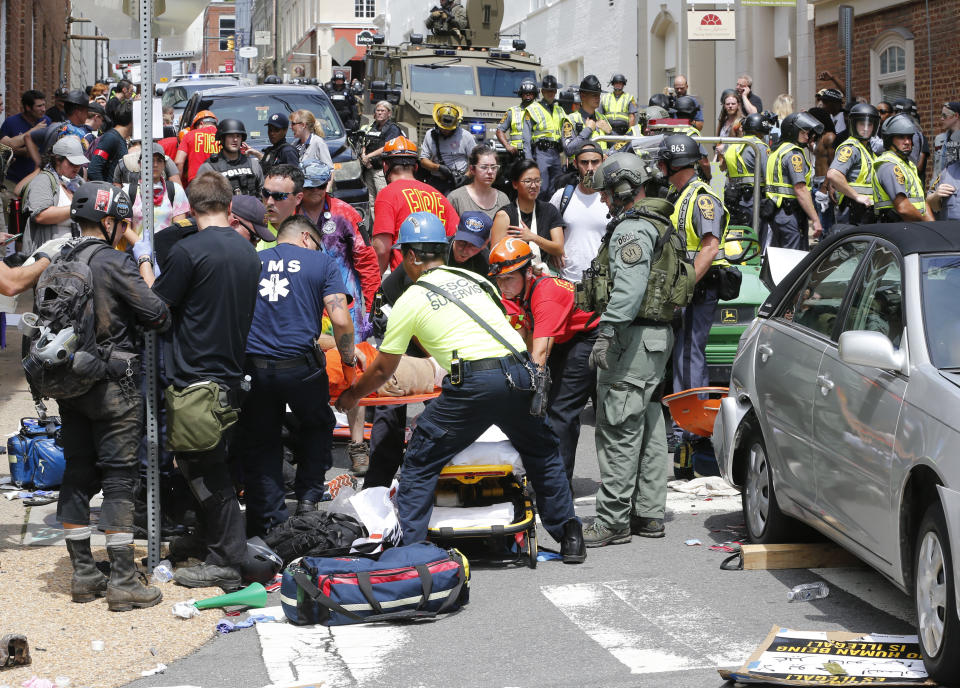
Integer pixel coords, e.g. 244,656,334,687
880,113,917,149
848,103,880,141
242,536,283,584
216,118,247,142
648,93,671,109
578,75,603,95
609,73,627,87
657,134,701,171
517,79,539,98
893,98,918,118
71,182,132,224
396,211,448,247
778,111,824,144
674,96,699,120
488,237,533,277
588,152,660,202
742,112,774,137
333,70,346,82
540,75,559,91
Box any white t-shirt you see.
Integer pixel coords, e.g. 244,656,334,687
549,184,609,283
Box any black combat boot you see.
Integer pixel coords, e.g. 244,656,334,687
106,545,163,612
65,538,108,603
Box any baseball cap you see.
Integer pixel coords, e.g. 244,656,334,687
453,211,492,248
576,141,603,157
87,101,106,117
231,195,276,242
302,161,332,188
817,88,844,103
267,112,289,129
946,102,960,115
51,136,90,166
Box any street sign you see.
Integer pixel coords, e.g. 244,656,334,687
239,46,258,58
356,30,375,46
255,30,271,46
224,60,235,73
328,37,355,66
688,10,736,41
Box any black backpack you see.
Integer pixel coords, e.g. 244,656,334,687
263,511,367,566
23,241,113,400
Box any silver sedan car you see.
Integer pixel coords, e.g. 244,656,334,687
713,222,960,684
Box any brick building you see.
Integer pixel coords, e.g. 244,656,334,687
1,0,71,112
812,0,957,141
202,2,238,74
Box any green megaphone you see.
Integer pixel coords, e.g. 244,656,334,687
193,582,267,610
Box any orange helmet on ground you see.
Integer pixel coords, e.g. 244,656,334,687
488,237,533,277
382,135,418,160
192,110,217,128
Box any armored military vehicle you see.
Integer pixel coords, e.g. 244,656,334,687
364,0,541,150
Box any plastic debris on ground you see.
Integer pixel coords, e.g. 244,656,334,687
140,664,167,677
151,560,174,584
668,477,739,497
215,614,278,634
89,640,104,652
684,539,702,546
536,551,562,562
708,541,741,553
264,573,282,592
717,626,935,686
172,600,200,619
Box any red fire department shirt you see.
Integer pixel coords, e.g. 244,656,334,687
523,275,597,344
177,125,220,184
372,179,459,269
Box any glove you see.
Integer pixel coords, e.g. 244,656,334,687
588,327,615,371
27,236,71,266
437,164,454,181
132,235,153,263
814,190,830,214
341,359,357,386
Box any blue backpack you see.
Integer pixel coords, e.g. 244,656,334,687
6,417,64,488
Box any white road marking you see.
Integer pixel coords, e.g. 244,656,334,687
541,579,756,674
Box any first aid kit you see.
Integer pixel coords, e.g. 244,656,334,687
7,417,64,488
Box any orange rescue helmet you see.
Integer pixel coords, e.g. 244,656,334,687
192,110,218,128
381,135,418,159
488,237,533,277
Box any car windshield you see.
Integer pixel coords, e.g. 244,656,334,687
477,67,537,97
163,82,230,110
921,254,960,368
197,91,343,146
409,65,477,95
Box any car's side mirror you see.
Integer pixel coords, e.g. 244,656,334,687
838,330,906,373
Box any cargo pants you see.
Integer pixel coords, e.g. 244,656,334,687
594,324,673,528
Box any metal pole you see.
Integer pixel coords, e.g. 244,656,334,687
139,0,161,572
594,135,767,232
838,5,854,109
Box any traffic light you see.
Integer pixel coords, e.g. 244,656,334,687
226,35,235,51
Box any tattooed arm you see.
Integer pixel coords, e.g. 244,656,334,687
323,292,356,366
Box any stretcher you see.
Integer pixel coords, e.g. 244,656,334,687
331,388,442,440
661,387,729,438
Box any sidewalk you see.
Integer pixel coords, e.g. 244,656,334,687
0,326,222,688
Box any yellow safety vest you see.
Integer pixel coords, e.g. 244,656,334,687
765,143,811,206
723,135,767,184
525,101,564,142
610,123,644,153
600,91,634,125
566,111,609,150
872,150,925,214
834,138,875,205
669,179,729,266
506,105,525,149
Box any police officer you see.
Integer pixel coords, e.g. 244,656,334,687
872,113,934,222
649,96,711,181
599,74,639,135
255,113,300,170
658,134,729,477
722,112,772,228
826,103,880,226
562,75,612,158
764,112,823,249
196,119,264,196
359,101,403,209
523,76,567,199
612,105,669,155
425,0,468,41
932,102,960,180
324,71,360,132
649,93,674,116
497,79,537,163
337,211,584,561
419,102,474,195
576,153,691,545
488,237,598,484
232,214,357,535
58,182,171,610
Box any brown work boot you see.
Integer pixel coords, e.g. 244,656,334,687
65,538,108,603
106,545,162,612
348,441,369,477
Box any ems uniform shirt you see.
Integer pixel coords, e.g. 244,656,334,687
933,161,960,221
245,243,348,359
380,266,524,372
177,125,220,184
153,226,262,388
526,276,597,344
549,185,608,283
420,128,474,175
372,179,459,269
0,113,51,182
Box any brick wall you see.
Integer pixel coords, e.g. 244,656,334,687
203,4,237,74
4,0,70,108
815,0,958,137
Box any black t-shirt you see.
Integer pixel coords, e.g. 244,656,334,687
502,200,566,239
155,219,199,272
152,226,262,388
87,128,128,182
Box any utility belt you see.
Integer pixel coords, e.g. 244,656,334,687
534,139,561,152
246,352,318,370
838,196,876,224
631,316,672,327
777,197,801,216
451,354,517,383
876,208,903,223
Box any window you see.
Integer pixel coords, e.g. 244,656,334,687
218,15,235,51
870,29,913,105
477,67,536,97
409,65,476,95
355,0,375,18
779,241,870,338
921,254,960,368
842,245,903,347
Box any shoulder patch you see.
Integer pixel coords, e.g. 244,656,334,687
499,112,508,126
618,241,644,266
562,120,574,139
836,145,853,163
893,165,906,186
697,194,716,221
790,153,804,174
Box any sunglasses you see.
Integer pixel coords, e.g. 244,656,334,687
942,111,958,119
877,109,891,114
262,189,292,201
237,219,260,243
304,231,323,251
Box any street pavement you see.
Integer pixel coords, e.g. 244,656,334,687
123,405,918,688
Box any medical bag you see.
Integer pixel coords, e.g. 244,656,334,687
280,542,469,626
6,417,63,488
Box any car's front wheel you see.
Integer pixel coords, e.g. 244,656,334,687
915,501,960,683
741,428,790,543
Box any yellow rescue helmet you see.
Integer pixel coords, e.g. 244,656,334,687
432,102,463,131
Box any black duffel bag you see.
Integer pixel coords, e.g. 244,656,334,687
264,510,367,566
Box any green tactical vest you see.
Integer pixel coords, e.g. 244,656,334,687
575,198,695,322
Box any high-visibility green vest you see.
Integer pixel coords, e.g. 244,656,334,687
723,135,766,184
600,91,634,125
834,138,875,205
669,179,729,266
765,142,811,206
566,110,609,150
525,101,564,142
872,149,925,214
506,105,525,149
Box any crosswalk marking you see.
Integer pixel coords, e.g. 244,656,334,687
541,579,757,674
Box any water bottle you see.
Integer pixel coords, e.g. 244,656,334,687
151,559,174,584
787,582,830,602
